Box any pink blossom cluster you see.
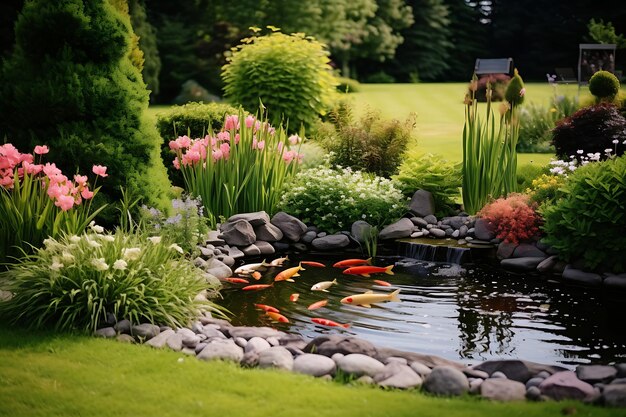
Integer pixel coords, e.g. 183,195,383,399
0,143,107,211
169,114,303,169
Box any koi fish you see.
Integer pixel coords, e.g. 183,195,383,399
234,260,271,275
342,265,394,277
254,304,279,313
311,279,337,292
290,293,300,302
274,263,305,282
266,311,289,323
251,271,262,281
301,261,326,268
311,318,350,329
269,255,289,267
307,299,328,310
340,289,401,308
241,284,273,291
332,258,372,268
373,279,392,287
223,277,249,284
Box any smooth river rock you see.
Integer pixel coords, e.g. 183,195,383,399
374,362,423,389
576,365,617,384
244,337,271,354
145,329,175,348
335,354,385,377
227,326,283,340
293,354,337,377
258,347,294,371
311,234,350,250
480,378,527,401
304,336,378,357
271,212,307,241
228,211,270,227
197,339,244,362
378,218,414,240
131,323,160,340
423,366,469,396
220,219,256,246
539,371,596,400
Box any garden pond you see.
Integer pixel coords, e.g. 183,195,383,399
220,254,626,369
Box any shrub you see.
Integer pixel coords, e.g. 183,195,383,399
393,151,462,217
540,155,626,272
0,228,223,332
336,77,361,93
551,103,626,161
589,70,620,102
516,162,549,192
526,174,567,207
505,69,525,106
298,141,328,170
363,71,395,84
472,74,510,102
315,101,416,177
0,144,106,263
518,94,579,153
278,166,406,233
222,29,337,131
477,194,541,244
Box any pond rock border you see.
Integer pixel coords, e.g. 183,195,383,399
94,313,626,407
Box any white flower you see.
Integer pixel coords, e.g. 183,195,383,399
89,222,104,234
50,258,64,271
91,258,109,271
169,243,184,254
147,236,162,244
69,235,82,243
122,247,141,261
112,259,127,271
605,148,613,153
61,251,75,264
613,139,619,144
576,150,584,154
85,237,101,248
99,235,115,242
43,238,57,248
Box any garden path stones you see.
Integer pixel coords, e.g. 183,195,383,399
423,366,469,396
226,326,283,340
94,327,116,338
480,378,527,401
311,234,350,250
335,354,385,377
604,384,626,407
539,371,596,400
562,266,603,286
304,335,378,357
500,257,546,272
197,339,244,362
351,220,373,244
409,190,435,217
270,212,307,241
219,219,256,246
473,218,496,241
576,365,618,384
378,218,414,240
228,211,270,227
146,329,175,348
253,223,283,242
131,323,160,340
258,347,294,371
244,337,271,354
374,362,423,389
293,353,336,377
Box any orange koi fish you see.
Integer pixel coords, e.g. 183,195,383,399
342,265,394,277
307,299,328,310
254,304,279,313
290,293,300,302
266,311,289,323
311,317,350,328
301,261,326,268
274,263,305,282
223,277,250,284
242,284,273,291
251,271,262,281
332,258,372,268
373,279,392,287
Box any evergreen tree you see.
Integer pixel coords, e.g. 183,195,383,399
130,0,161,100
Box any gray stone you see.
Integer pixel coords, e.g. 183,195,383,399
604,274,626,290
375,347,464,370
177,328,196,338
491,371,507,379
351,221,374,244
429,228,446,238
304,336,378,357
223,245,245,259
195,342,208,354
464,369,489,379
603,384,626,407
611,378,626,385
496,242,517,260
500,257,546,272
194,256,209,269
317,232,327,238
293,353,337,377
331,353,344,362
181,333,201,348
228,211,270,227
473,360,565,383
205,257,233,280
537,255,559,273
410,217,429,228
271,212,307,241
180,347,196,356
300,231,317,243
94,327,116,338
266,336,280,347
526,377,545,389
241,244,261,257
423,214,438,224
374,363,423,389
199,317,232,328
423,366,469,396
278,334,308,351
227,326,283,340
253,223,283,242
240,351,259,367
379,218,414,240
469,378,483,394
198,246,214,258
458,225,468,238
384,357,408,366
576,365,617,384
536,371,551,379
220,219,256,246
146,329,175,348
290,242,308,251
197,339,244,362
234,337,248,348
473,218,496,241
311,234,350,250
526,386,542,401
409,190,435,217
245,337,271,354
131,323,160,340
356,375,375,385
114,319,131,334
258,347,294,371
451,229,460,238
617,364,626,378
512,243,547,258
166,333,183,351
480,378,527,401
217,255,235,268
447,216,467,230
201,326,226,339
213,248,222,256
253,240,275,255
539,371,596,400
115,334,135,344
562,265,602,286
336,354,385,377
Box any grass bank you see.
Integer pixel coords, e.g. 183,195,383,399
0,325,618,417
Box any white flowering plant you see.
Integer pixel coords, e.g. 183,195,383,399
0,227,225,332
278,166,407,233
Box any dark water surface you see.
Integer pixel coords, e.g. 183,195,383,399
219,255,626,368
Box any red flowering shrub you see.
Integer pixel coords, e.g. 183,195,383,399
477,194,541,244
472,74,511,102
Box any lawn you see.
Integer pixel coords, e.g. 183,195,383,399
0,324,619,417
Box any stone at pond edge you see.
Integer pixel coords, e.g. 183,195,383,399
114,319,131,334
351,220,373,244
253,240,275,255
576,365,618,384
219,219,256,246
473,218,496,241
423,366,469,396
311,234,350,250
258,347,294,371
251,222,283,242
131,323,160,340
539,371,596,400
500,257,546,272
226,326,283,340
603,384,626,407
293,354,337,377
512,243,546,259
228,211,270,227
146,329,175,348
409,190,435,217
94,327,116,338
335,354,385,377
204,257,233,280
245,337,271,354
241,244,261,257
480,378,527,401
562,266,603,286
374,362,423,389
604,274,626,290
197,339,244,362
271,212,307,242
378,218,414,240
472,360,565,383
304,336,378,357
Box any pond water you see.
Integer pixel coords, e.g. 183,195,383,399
219,255,626,369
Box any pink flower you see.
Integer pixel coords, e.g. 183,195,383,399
23,161,44,175
217,132,230,142
283,150,296,163
74,174,88,186
220,142,230,159
245,115,256,129
81,187,94,199
47,183,68,199
224,115,239,131
54,194,75,211
182,150,201,166
0,144,21,169
48,173,68,185
173,157,180,170
20,153,34,164
519,88,526,97
176,136,191,149
288,134,301,145
277,142,284,153
252,139,265,150
92,165,108,177
169,140,181,151
34,145,49,155
0,175,14,189
212,149,223,161
43,163,61,177
234,134,240,145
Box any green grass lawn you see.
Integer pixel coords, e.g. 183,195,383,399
1,324,620,417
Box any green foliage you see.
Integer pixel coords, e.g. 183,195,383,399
517,104,557,153
588,70,620,101
363,71,396,83
336,77,361,93
129,0,161,99
222,29,338,131
315,100,416,177
505,69,525,106
526,173,567,208
587,18,626,48
540,155,626,272
393,151,462,217
516,163,550,192
279,166,406,233
0,228,219,332
298,141,328,170
0,0,171,225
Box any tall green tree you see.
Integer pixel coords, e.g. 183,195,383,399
129,0,161,100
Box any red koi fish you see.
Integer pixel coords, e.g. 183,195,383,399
254,304,279,313
251,271,262,281
242,284,273,291
301,261,326,268
290,293,300,302
311,318,350,328
223,277,249,284
266,311,289,323
307,299,328,310
373,279,392,287
332,258,372,268
342,265,394,277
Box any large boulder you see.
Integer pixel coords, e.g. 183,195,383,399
480,378,526,401
378,218,414,240
576,365,617,384
220,219,256,246
335,354,385,377
270,212,307,241
409,190,435,217
293,354,337,377
228,211,270,226
258,347,294,371
311,234,350,250
253,223,284,242
473,218,496,241
539,371,596,400
423,366,469,396
351,220,374,244
197,339,244,362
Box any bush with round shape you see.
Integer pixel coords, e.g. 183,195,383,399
589,70,620,102
551,103,626,161
516,162,550,192
540,155,626,272
222,29,337,131
505,68,525,106
471,74,510,102
477,194,541,244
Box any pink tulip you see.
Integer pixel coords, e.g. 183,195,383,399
0,175,14,189
34,145,49,155
47,183,68,199
173,157,180,170
23,161,44,175
176,136,191,149
217,132,230,142
81,187,94,199
169,140,180,150
288,134,301,145
54,194,75,211
92,165,108,177
74,174,88,186
212,149,223,161
20,153,34,164
43,163,62,177
245,115,256,129
224,115,239,131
